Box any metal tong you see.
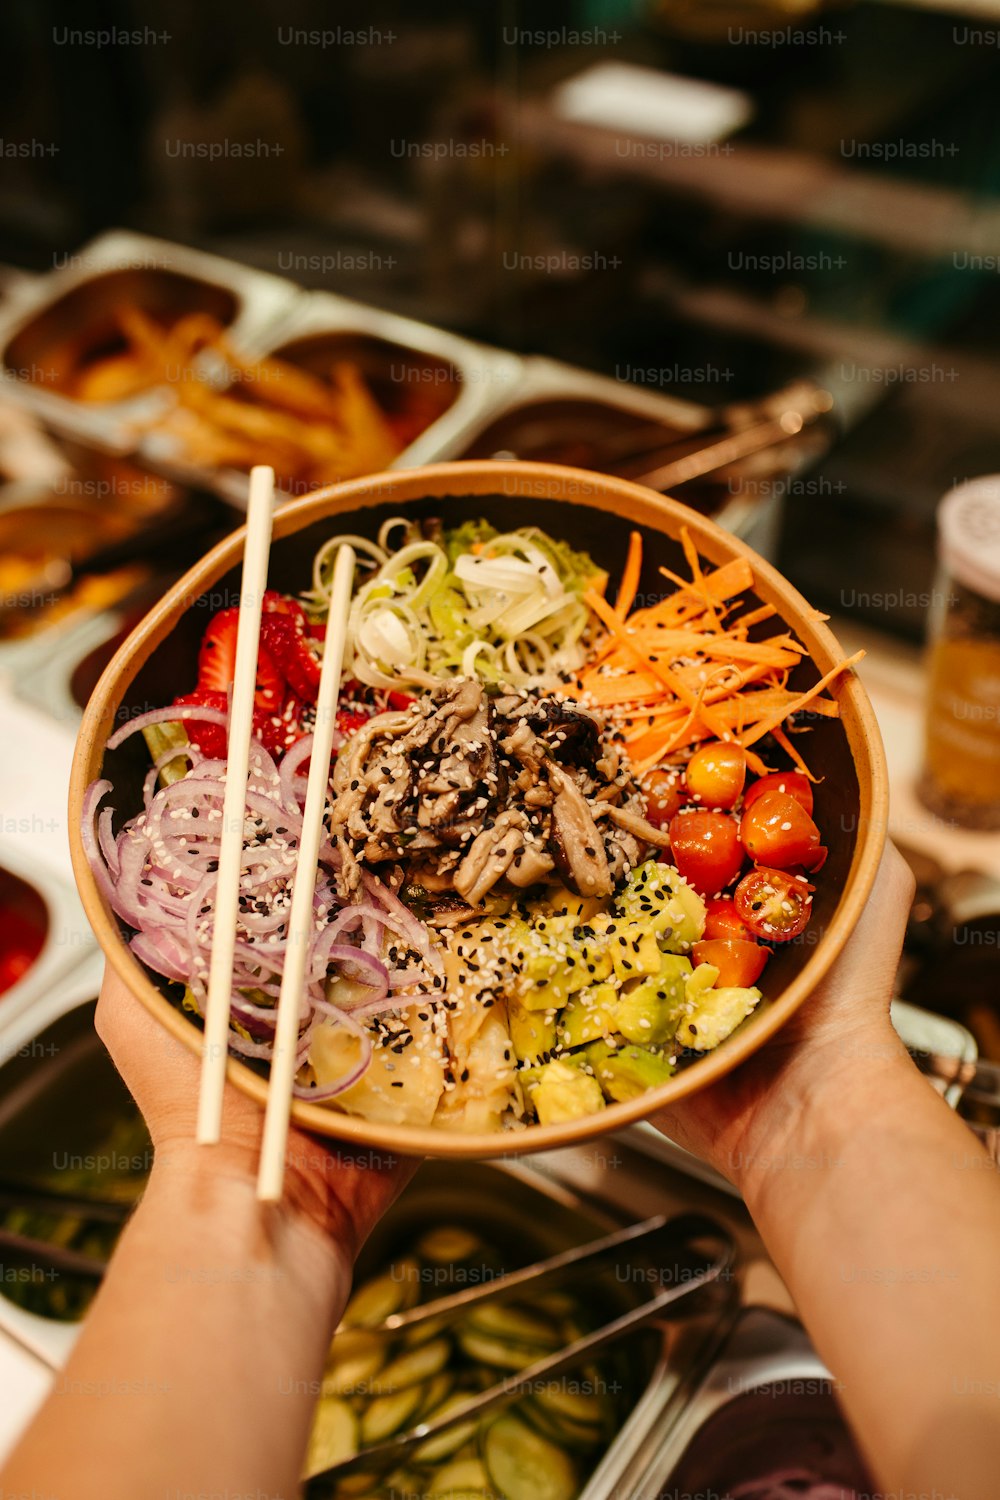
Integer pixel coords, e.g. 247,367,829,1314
307,1211,734,1490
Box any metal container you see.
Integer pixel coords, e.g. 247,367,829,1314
0,954,107,1367
0,1068,729,1500
0,231,301,455
135,289,521,507
614,1306,874,1500
0,840,96,1033
436,355,786,558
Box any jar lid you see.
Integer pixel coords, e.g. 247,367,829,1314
938,477,1000,604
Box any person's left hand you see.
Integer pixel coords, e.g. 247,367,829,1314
96,964,417,1259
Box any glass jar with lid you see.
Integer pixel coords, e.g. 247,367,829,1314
919,478,1000,831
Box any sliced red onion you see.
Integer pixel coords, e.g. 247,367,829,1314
361,869,443,973
320,946,389,1001
292,1010,372,1100
97,805,120,879
106,703,229,751
278,733,315,812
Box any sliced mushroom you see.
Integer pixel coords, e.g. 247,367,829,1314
454,810,530,905
605,802,672,849
544,762,613,899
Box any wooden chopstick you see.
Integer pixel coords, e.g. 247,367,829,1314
257,544,356,1202
196,465,276,1145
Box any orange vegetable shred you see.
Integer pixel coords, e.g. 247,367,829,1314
577,528,862,780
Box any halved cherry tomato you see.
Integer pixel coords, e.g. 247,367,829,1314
641,767,686,830
685,742,747,810
740,790,825,871
735,867,813,942
703,896,754,942
742,770,813,816
667,810,744,897
692,938,769,988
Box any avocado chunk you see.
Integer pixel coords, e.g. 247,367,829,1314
685,961,720,1006
676,985,762,1052
505,915,608,1009
559,984,620,1049
609,924,663,982
507,998,558,1064
585,1040,675,1102
616,955,692,1045
528,1060,606,1124
612,860,706,952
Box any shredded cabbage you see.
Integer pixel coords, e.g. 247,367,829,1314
307,521,603,690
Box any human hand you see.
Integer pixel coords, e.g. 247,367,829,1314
95,965,417,1260
649,842,915,1201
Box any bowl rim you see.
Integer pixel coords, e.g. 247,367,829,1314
69,459,888,1159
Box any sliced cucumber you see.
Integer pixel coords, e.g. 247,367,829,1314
535,1380,609,1430
530,1291,578,1319
412,1391,481,1464
428,1457,489,1496
360,1383,426,1447
416,1226,484,1264
518,1396,605,1453
302,1395,358,1479
331,1472,382,1497
323,1328,386,1397
483,1412,577,1500
424,1492,491,1500
385,1468,428,1499
374,1337,451,1395
342,1259,421,1329
456,1328,552,1371
413,1369,455,1424
465,1301,560,1348
403,1312,451,1348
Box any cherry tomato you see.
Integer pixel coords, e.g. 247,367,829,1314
685,742,747,810
667,810,745,897
692,938,769,989
703,896,754,942
742,770,813,816
740,790,825,871
641,767,686,830
735,867,813,942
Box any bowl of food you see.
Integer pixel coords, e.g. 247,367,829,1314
69,461,887,1157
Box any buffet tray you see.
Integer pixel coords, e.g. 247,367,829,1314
0,1039,733,1500
0,230,792,556
613,1305,873,1500
0,231,301,455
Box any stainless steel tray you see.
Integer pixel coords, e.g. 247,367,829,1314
0,957,106,1368
0,838,97,1036
437,354,787,560
0,230,302,455
617,1305,873,1500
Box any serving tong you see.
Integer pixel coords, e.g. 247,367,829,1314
0,1178,133,1280
307,1211,734,1490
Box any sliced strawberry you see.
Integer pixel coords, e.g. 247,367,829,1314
337,708,371,736
197,608,239,695
253,642,284,713
263,590,307,632
172,688,229,758
259,614,321,702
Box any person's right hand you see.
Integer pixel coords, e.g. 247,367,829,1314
649,842,915,1201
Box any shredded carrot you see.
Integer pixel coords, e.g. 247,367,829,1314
614,530,643,619
577,532,861,780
